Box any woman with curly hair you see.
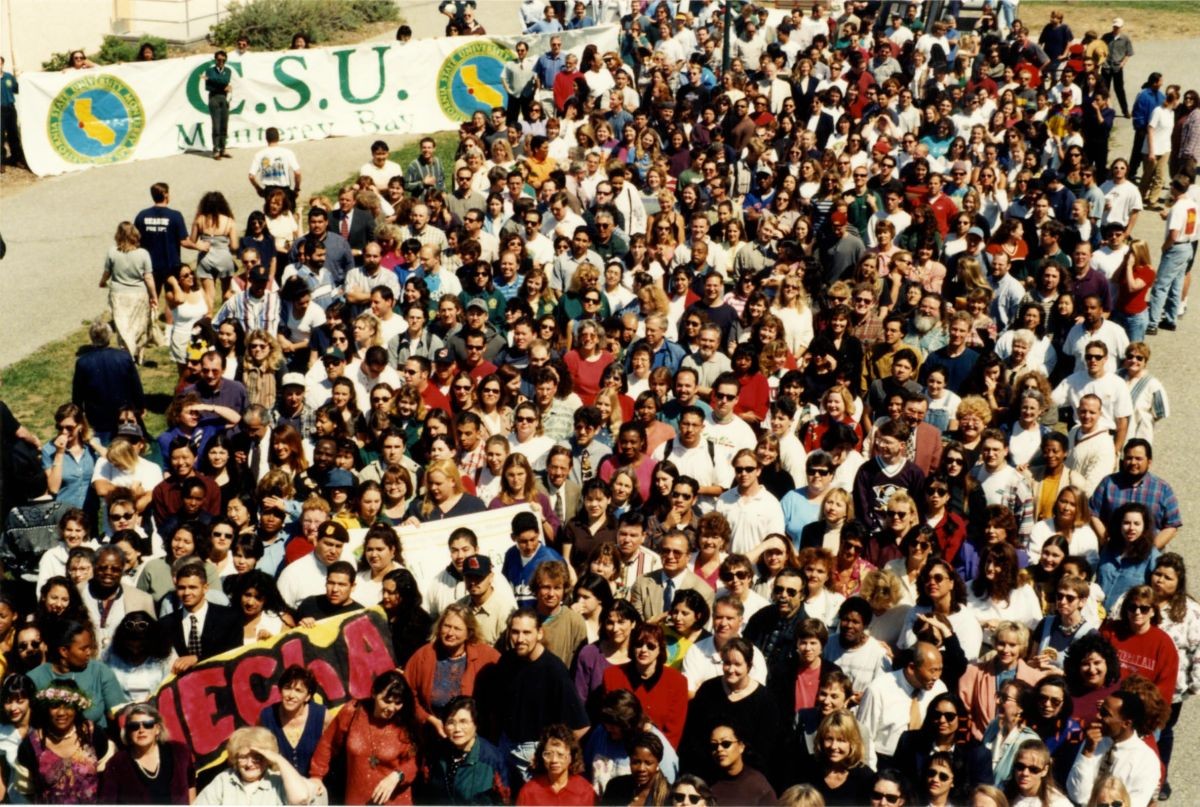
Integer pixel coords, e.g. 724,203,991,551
237,329,285,410
967,542,1042,645
1064,631,1123,724
517,723,593,805
17,679,112,803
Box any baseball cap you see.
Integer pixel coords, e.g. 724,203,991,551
466,298,489,312
830,211,848,225
322,347,346,363
316,521,349,544
434,347,454,364
281,372,305,389
462,554,493,577
116,422,144,440
1113,17,1124,28
967,226,986,240
247,263,270,282
324,469,356,490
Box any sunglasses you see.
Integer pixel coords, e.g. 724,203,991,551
128,718,157,731
808,468,832,477
926,769,951,782
1131,604,1155,615
635,641,660,651
713,392,737,401
872,792,901,805
1012,762,1043,775
673,794,703,805
515,416,537,423
733,465,758,474
773,586,800,597
709,740,736,750
721,570,751,581
932,710,958,722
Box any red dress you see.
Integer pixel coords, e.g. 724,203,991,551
310,702,419,805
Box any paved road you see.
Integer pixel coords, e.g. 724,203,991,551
1,22,1200,799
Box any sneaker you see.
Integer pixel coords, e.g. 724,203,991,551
1159,321,1178,332
1181,300,1188,318
1146,325,1159,336
1159,782,1172,801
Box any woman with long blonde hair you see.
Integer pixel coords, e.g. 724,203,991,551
101,221,156,364
239,329,285,410
401,458,486,524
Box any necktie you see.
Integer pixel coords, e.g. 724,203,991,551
554,491,565,522
189,615,202,657
581,448,593,481
909,690,923,730
340,214,350,238
1097,745,1116,780
663,577,677,613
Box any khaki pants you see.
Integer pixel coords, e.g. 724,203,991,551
1140,153,1169,207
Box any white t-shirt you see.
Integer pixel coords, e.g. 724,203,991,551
249,145,300,189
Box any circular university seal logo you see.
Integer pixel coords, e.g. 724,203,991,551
46,73,145,164
436,40,514,122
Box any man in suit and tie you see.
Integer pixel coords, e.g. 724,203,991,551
540,446,580,533
329,186,374,259
901,392,944,476
628,531,715,623
160,560,241,674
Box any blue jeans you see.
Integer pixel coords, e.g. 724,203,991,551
498,735,538,784
1149,243,1192,326
1116,309,1149,342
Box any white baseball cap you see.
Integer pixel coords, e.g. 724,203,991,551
1113,17,1124,28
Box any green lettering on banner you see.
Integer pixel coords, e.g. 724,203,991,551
185,60,244,115
272,55,311,112
176,122,206,149
335,46,389,105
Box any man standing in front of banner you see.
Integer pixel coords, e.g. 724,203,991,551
204,50,232,160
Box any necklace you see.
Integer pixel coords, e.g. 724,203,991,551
135,751,161,779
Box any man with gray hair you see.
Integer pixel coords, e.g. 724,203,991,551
72,320,144,444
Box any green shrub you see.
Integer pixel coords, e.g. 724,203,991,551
41,35,170,70
210,0,401,50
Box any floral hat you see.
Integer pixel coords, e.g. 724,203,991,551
35,680,93,712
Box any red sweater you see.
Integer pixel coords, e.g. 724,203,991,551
1101,623,1180,705
734,372,771,421
403,641,501,724
601,664,689,749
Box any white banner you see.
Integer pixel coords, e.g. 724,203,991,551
15,26,619,176
346,502,542,584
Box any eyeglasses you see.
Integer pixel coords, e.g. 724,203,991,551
886,510,909,519
482,387,500,394
721,570,751,581
1012,763,1044,775
926,769,952,782
709,740,736,750
515,416,537,423
713,392,737,401
932,710,958,722
673,793,703,805
927,487,949,496
773,585,800,597
1038,694,1064,706
808,468,832,477
128,719,157,731
211,530,235,538
872,792,902,805
928,573,949,584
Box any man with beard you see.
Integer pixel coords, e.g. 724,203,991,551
478,608,588,784
79,546,155,652
1088,439,1181,549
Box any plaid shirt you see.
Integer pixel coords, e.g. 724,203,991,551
1089,471,1182,532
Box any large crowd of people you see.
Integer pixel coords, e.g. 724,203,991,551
2,0,1200,805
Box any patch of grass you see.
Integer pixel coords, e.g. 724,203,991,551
316,131,460,199
1,131,460,445
1020,1,1200,40
0,325,178,445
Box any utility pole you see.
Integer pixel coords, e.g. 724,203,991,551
721,0,732,74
